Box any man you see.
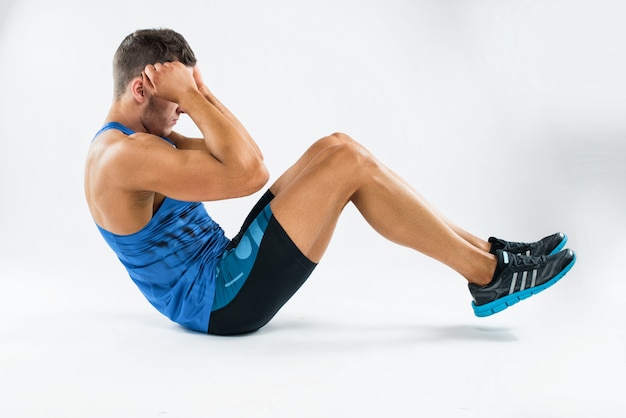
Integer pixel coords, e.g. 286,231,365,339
84,29,576,335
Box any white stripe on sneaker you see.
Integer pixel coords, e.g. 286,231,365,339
509,272,518,295
530,269,538,287
520,270,528,291
503,252,509,264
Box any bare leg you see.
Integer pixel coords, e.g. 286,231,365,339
387,170,492,253
269,133,495,285
271,135,492,253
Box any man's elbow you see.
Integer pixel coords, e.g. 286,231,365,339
250,161,270,192
235,159,269,196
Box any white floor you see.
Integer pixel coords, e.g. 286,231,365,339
1,237,624,418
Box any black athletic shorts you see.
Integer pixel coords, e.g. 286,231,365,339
208,190,317,335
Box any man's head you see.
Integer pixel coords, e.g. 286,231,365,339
113,28,197,99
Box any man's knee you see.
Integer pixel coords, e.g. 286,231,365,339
311,133,377,179
325,140,377,176
327,131,353,143
313,132,356,149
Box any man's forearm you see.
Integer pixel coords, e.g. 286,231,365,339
198,85,264,160
181,90,261,168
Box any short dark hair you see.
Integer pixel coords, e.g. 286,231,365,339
113,28,197,98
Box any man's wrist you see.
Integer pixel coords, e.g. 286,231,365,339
178,89,205,112
198,84,212,100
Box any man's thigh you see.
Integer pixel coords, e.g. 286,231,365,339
270,140,364,262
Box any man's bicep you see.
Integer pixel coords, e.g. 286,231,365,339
131,143,253,202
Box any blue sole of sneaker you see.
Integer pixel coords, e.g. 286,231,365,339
549,233,568,256
472,252,577,317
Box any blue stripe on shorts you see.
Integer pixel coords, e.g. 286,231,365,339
212,204,273,311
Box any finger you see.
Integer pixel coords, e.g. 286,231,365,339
192,66,204,86
141,70,155,92
171,61,188,71
143,64,155,77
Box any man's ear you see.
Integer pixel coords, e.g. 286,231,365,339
130,77,146,103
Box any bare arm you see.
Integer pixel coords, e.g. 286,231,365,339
192,66,264,160
165,132,208,151
143,62,260,166
165,66,264,159
114,135,267,202
134,62,268,200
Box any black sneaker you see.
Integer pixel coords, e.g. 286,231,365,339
469,249,576,317
489,232,568,256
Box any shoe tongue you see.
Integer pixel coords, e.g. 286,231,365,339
500,250,510,265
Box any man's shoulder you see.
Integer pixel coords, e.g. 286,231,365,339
88,130,144,173
92,129,172,157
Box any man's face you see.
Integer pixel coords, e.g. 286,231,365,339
140,95,181,137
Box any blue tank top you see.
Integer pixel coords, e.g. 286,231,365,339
92,122,230,332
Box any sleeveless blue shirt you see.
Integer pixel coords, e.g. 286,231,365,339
92,122,230,332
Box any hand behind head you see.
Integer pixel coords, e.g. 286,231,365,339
142,61,197,103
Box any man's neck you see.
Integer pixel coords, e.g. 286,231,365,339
106,99,146,133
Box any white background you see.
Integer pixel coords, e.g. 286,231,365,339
1,1,625,417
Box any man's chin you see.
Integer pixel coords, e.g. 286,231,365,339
157,127,174,138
